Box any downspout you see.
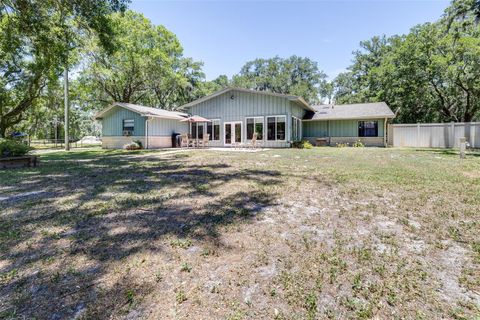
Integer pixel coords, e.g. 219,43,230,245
384,117,387,147
327,120,331,146
145,117,150,149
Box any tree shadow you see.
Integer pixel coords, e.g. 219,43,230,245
0,150,283,319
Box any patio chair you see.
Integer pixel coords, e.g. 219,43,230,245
198,134,210,148
249,132,262,149
187,134,197,148
180,134,189,148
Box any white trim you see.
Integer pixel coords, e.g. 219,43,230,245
266,115,287,142
244,116,265,141
223,121,243,146
292,116,302,141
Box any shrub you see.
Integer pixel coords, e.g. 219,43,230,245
336,143,349,148
352,140,365,148
0,139,32,157
292,140,313,149
123,141,141,150
133,139,143,149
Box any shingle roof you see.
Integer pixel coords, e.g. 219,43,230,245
95,102,188,120
304,102,395,121
179,87,315,112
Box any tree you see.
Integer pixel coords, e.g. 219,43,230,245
0,0,128,137
231,56,329,104
332,0,480,123
82,11,204,111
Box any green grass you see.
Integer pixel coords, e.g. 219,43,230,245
0,147,479,319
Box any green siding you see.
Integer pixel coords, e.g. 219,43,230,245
303,119,385,137
148,118,189,136
188,90,308,147
303,121,328,137
101,106,146,137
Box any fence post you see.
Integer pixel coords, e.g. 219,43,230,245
417,123,420,147
451,122,455,148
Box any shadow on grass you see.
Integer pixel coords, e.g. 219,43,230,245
412,148,480,157
0,150,282,319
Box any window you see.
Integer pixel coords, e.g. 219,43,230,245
358,121,378,137
191,123,198,139
267,116,286,141
207,120,220,141
246,117,264,140
292,117,302,141
123,119,134,135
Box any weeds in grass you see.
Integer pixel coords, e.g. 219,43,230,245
180,262,192,273
170,238,192,249
176,290,187,304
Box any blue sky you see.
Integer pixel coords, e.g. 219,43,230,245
130,0,450,80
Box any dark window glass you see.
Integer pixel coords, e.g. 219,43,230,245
198,124,204,139
267,117,275,140
214,122,220,140
235,123,242,143
247,118,254,140
191,123,197,139
207,122,213,140
123,119,134,131
358,121,378,137
255,122,263,140
276,116,285,140
225,124,231,144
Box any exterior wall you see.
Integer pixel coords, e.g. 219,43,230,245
102,136,146,149
303,121,328,137
101,106,146,137
330,136,384,147
188,89,307,148
100,107,190,149
147,118,188,136
303,119,386,147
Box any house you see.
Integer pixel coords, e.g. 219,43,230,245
95,88,395,149
94,102,189,149
302,102,395,147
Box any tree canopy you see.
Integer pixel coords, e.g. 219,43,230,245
81,10,205,111
333,0,480,123
0,0,128,137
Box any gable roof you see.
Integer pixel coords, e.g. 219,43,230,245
304,102,395,121
180,87,316,112
95,102,188,120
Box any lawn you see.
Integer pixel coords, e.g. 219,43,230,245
0,147,479,319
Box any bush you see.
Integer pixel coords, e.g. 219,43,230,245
292,140,313,149
133,139,143,149
352,140,365,147
123,141,141,150
0,139,32,157
335,142,349,148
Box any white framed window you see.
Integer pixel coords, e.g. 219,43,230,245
245,117,264,140
266,115,286,141
292,116,302,141
123,119,134,136
207,119,221,141
191,119,220,141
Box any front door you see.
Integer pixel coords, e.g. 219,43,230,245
224,122,242,146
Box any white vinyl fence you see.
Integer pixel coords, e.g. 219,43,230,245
388,122,480,148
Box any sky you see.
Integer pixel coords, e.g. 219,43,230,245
130,0,450,80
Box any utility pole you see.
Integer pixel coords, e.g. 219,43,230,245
64,64,70,151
